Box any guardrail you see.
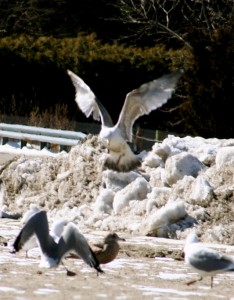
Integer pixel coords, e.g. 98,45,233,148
0,121,174,154
0,123,86,152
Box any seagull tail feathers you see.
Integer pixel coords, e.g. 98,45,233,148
103,152,141,173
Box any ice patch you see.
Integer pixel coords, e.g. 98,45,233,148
33,288,60,295
156,272,188,280
132,284,207,297
0,286,25,294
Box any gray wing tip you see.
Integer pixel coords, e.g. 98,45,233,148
11,210,47,253
163,68,184,86
88,246,104,274
67,69,78,80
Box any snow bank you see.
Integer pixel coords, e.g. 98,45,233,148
0,134,234,244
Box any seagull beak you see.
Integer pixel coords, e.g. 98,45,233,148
116,234,126,242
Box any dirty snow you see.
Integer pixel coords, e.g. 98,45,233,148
0,134,234,245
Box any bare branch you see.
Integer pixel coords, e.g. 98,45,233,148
110,0,233,48
157,21,193,50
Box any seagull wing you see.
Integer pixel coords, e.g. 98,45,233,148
116,69,184,142
189,247,234,273
58,223,104,274
67,70,113,127
11,210,53,253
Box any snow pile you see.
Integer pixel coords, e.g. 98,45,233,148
113,177,150,214
0,134,234,245
141,200,187,237
94,189,114,215
164,152,205,185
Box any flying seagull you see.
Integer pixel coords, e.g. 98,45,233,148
10,210,104,275
183,233,234,288
67,69,184,172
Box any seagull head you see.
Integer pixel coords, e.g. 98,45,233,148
104,232,126,244
182,232,200,259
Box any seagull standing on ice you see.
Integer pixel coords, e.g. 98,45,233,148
183,233,234,288
67,69,183,172
10,210,103,275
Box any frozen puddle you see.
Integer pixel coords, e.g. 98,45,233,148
107,258,148,269
33,288,60,295
132,285,226,299
156,272,188,280
95,293,108,298
132,285,206,296
0,287,25,294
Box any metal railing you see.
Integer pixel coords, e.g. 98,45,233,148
0,123,86,152
0,121,173,154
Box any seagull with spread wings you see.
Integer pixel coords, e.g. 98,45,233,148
68,69,183,172
10,210,103,275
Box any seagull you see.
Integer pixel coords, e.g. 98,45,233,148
10,210,104,275
67,69,184,172
183,233,234,288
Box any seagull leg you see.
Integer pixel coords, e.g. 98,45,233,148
61,261,77,277
211,276,214,288
186,276,203,286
